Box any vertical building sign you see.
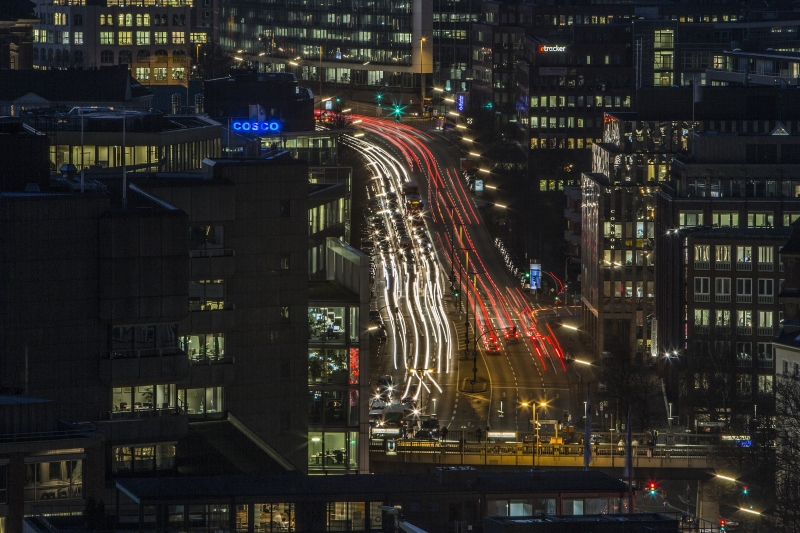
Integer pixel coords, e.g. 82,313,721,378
530,263,541,291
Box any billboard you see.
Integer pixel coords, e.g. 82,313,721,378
530,263,541,291
474,179,484,193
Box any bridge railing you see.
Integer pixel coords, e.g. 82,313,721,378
370,439,715,467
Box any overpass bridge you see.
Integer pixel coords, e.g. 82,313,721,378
370,440,719,478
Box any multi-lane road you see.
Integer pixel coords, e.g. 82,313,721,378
347,117,587,439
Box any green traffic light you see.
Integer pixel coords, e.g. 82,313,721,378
376,93,383,100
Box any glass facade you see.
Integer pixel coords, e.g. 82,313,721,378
24,458,82,502
486,498,556,517
308,431,359,471
179,387,224,415
218,0,416,85
112,384,177,414
111,444,176,474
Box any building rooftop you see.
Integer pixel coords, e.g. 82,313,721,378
115,470,629,504
0,66,151,105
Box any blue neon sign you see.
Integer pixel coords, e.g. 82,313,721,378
231,120,281,133
456,93,466,112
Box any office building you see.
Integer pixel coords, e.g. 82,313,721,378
0,153,316,533
19,107,222,173
218,0,433,107
104,469,632,532
203,71,315,132
706,49,800,87
31,0,209,88
655,130,800,425
579,86,800,362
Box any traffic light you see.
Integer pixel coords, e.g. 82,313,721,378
335,96,341,103
743,485,749,495
720,519,726,532
648,482,657,495
525,271,531,279
483,101,493,109
452,287,460,298
390,104,404,122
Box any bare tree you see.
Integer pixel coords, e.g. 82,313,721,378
774,375,800,533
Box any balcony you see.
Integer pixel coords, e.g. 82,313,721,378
694,261,710,270
715,261,731,271
716,294,731,303
737,357,752,368
737,295,752,304
716,325,731,335
758,295,774,304
736,326,752,335
757,358,775,369
694,294,710,302
97,408,188,441
757,326,774,337
694,324,710,334
189,248,235,259
736,261,752,271
758,262,774,272
100,348,189,385
181,356,236,387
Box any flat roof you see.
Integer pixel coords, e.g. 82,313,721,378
115,470,629,504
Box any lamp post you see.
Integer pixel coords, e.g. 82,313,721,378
419,37,426,117
522,401,548,466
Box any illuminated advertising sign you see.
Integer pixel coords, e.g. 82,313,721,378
487,431,517,440
539,45,566,52
474,179,484,193
530,263,541,291
456,93,466,112
231,120,281,133
373,427,401,437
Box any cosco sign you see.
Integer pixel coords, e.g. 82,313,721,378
231,120,281,133
540,45,566,52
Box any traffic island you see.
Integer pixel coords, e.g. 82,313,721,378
460,377,488,393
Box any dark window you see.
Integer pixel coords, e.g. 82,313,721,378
783,145,800,164
280,356,290,378
745,144,777,164
280,200,291,217
280,306,290,322
119,50,132,64
137,49,150,61
74,50,83,65
100,50,114,63
74,14,82,25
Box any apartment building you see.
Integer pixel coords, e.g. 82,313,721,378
654,130,800,425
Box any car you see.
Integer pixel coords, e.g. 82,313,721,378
503,326,521,343
377,375,393,392
414,429,438,440
401,396,418,408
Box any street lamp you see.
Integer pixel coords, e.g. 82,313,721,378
419,37,427,117
522,401,548,466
